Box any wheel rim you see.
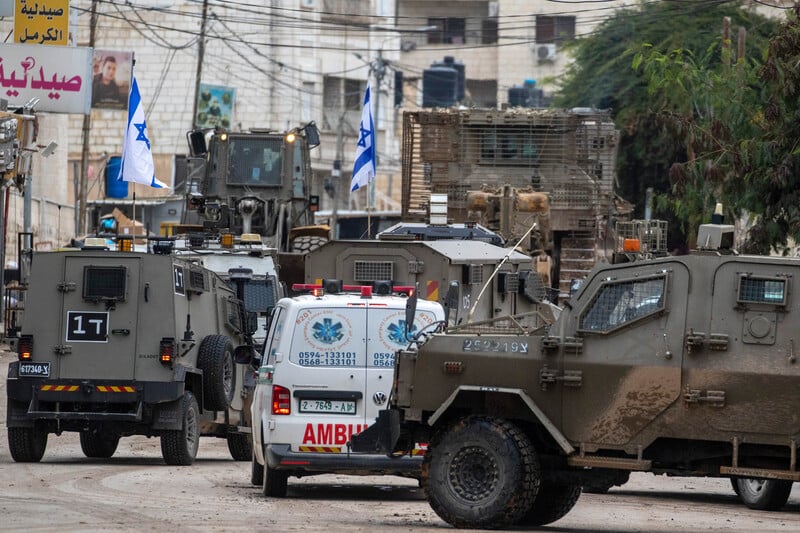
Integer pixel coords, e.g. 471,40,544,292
186,403,199,453
740,478,766,496
223,351,234,399
448,445,499,502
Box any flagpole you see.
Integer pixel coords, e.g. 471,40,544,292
132,192,136,240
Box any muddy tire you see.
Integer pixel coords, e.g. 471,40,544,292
227,432,251,461
198,335,235,411
8,425,48,463
291,235,327,254
736,478,793,511
262,462,289,497
518,482,582,526
80,431,120,459
423,416,539,529
160,392,200,466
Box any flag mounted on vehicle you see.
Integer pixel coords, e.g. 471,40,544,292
117,74,169,188
350,82,376,192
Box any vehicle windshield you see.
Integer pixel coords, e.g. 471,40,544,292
227,138,283,186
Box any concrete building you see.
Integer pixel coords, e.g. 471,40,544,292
0,0,790,261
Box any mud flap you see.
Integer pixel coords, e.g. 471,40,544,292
153,397,185,431
350,409,400,454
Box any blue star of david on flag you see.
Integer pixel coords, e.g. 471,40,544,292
350,82,376,192
117,74,169,188
312,318,344,344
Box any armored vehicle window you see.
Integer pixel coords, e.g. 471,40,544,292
83,266,126,302
228,138,282,186
354,260,393,282
738,276,786,305
579,275,666,332
243,279,277,313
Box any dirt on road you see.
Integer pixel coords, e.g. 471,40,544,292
2,348,800,532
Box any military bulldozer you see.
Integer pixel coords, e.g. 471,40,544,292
183,123,329,288
353,220,800,528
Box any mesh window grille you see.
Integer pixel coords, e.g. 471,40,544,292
579,276,666,332
354,261,393,282
243,280,276,312
188,269,208,292
83,266,126,301
738,277,786,305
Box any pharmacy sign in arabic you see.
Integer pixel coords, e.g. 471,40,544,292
0,43,92,114
14,0,70,46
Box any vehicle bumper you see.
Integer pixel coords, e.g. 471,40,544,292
266,442,421,476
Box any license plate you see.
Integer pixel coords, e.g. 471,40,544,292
19,361,50,377
299,399,356,414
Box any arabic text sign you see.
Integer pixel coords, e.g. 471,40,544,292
0,43,91,114
14,0,70,46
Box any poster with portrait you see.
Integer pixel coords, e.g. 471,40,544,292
195,84,235,129
91,50,133,110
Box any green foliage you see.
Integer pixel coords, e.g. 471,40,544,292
553,1,780,250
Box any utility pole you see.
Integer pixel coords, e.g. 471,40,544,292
78,0,98,236
192,0,209,128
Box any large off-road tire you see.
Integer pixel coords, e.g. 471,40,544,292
79,430,120,459
422,416,539,529
197,335,235,411
227,432,251,461
735,478,793,511
160,392,200,466
291,235,327,253
251,451,265,486
8,425,48,463
517,482,582,526
262,462,289,498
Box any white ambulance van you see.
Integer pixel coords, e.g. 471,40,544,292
250,280,445,497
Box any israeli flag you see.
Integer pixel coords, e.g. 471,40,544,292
350,82,376,192
117,75,169,188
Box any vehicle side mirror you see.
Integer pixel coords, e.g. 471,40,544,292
187,130,208,157
444,281,460,325
304,122,320,148
404,283,418,340
233,345,255,365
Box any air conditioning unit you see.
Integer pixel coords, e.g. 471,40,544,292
536,43,557,62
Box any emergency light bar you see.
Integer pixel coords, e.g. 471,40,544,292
292,281,414,297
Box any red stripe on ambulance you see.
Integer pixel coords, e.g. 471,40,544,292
302,423,368,445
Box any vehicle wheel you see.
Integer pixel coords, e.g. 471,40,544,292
251,450,265,486
517,482,582,526
79,430,120,458
423,416,539,529
262,462,289,498
730,477,741,496
198,335,235,411
8,425,48,463
160,392,200,466
227,432,251,461
736,478,793,511
291,235,327,253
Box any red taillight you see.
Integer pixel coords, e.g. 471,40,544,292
160,338,175,365
272,384,291,415
18,335,33,361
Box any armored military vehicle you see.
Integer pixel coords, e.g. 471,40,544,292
6,243,257,465
353,221,800,528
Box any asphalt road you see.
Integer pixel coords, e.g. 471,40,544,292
3,348,800,532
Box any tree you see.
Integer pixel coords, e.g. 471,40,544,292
552,1,779,251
